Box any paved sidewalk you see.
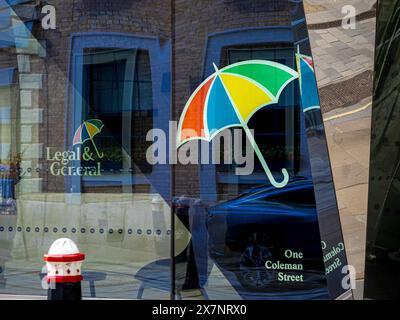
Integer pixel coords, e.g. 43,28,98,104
304,0,376,87
310,19,375,87
323,98,372,280
305,0,376,24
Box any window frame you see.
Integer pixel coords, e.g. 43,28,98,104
200,26,307,201
66,32,171,198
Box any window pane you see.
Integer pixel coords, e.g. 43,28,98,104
82,48,154,192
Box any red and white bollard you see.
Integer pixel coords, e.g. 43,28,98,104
43,238,85,300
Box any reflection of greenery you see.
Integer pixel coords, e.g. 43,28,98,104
102,148,123,163
78,123,154,173
101,146,150,163
83,147,123,163
0,154,21,179
0,154,21,167
84,145,151,165
261,146,286,161
132,144,151,163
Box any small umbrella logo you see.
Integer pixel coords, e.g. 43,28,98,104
73,119,104,158
177,60,299,188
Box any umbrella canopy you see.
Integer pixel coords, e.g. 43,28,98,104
73,119,104,158
296,51,321,112
177,60,298,188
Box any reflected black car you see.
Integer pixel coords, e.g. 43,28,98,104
207,178,328,296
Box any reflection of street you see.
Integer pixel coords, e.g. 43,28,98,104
305,0,376,111
323,98,371,281
304,0,375,290
310,19,375,88
0,193,190,298
305,0,375,25
206,264,328,300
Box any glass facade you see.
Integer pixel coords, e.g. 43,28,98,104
365,0,400,300
0,0,348,300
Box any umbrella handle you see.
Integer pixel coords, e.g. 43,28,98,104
243,125,289,189
90,138,104,159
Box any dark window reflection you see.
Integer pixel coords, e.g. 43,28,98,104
365,0,400,300
227,47,299,174
82,48,153,180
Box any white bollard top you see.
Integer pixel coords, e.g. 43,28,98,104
44,238,85,263
44,238,85,284
48,238,80,255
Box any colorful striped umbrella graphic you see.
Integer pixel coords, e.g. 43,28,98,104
73,119,104,158
177,60,298,188
296,49,321,113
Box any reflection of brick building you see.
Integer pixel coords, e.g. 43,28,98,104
173,0,307,200
0,0,172,195
41,0,171,194
2,0,305,201
0,0,348,300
